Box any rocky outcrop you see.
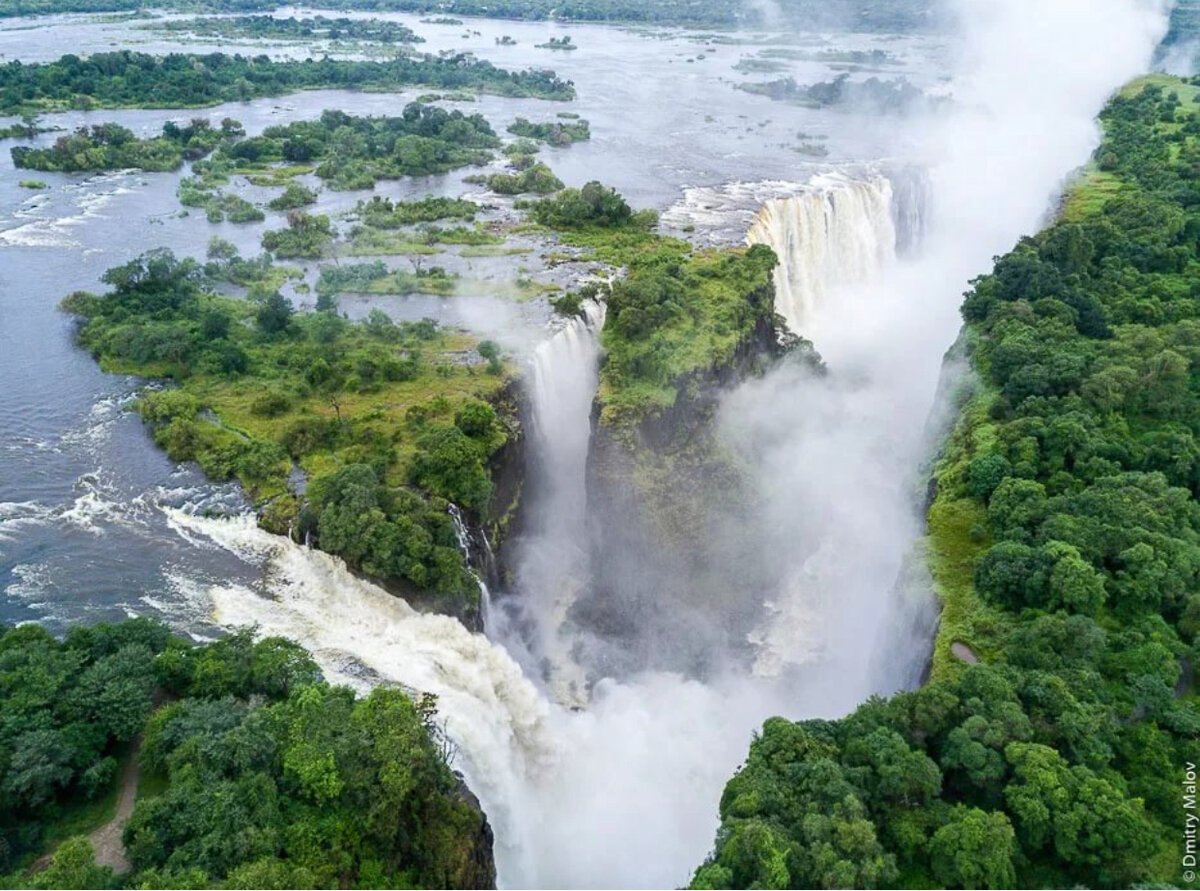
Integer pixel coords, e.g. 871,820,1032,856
450,777,498,890
577,282,787,676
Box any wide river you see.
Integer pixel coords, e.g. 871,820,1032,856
0,7,939,634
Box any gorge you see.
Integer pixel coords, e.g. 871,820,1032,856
0,0,1191,888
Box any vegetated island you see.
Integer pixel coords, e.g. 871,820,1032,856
61,240,518,622
535,36,576,51
738,72,934,113
690,75,1200,891
11,117,244,173
144,14,425,44
0,50,575,115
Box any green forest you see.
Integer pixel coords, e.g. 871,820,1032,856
148,14,424,44
210,105,500,190
0,50,574,114
0,619,492,889
691,76,1200,890
11,118,243,173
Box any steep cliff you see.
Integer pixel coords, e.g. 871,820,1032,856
579,244,793,674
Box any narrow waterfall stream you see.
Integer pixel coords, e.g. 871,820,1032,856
495,300,606,707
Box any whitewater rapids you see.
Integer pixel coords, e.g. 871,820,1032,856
168,507,777,889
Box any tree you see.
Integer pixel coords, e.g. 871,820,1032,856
410,425,492,512
928,807,1017,890
28,838,115,890
255,292,293,336
1043,541,1106,614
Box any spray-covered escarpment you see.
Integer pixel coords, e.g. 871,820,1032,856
691,76,1200,891
581,240,789,675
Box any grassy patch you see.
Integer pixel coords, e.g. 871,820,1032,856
1060,165,1127,223
345,228,445,256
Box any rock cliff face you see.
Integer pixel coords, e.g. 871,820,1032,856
483,381,528,592
579,280,786,676
450,778,498,890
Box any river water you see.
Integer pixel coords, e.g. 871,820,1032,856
0,3,1169,888
0,6,937,634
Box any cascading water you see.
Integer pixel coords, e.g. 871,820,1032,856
449,503,492,625
498,300,605,706
889,165,934,258
746,172,898,335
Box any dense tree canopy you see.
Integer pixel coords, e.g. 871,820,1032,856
0,50,573,114
0,621,490,888
11,117,242,172
63,246,512,609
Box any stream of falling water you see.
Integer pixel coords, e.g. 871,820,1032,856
494,299,605,706
168,178,905,887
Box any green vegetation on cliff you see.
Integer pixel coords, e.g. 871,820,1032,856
62,247,514,609
525,181,780,425
692,77,1200,891
0,50,574,115
0,620,492,889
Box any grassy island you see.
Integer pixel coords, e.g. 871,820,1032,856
63,247,517,611
147,14,425,44
12,118,242,173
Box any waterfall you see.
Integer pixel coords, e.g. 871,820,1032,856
164,508,559,884
167,504,772,890
449,503,491,626
888,165,933,259
501,299,606,707
746,173,898,335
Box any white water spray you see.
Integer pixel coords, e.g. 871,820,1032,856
502,300,606,706
169,507,774,889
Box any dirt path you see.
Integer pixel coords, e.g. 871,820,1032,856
86,737,142,874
